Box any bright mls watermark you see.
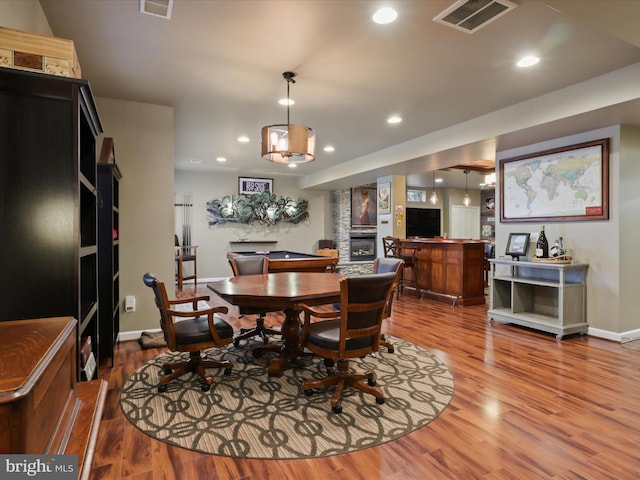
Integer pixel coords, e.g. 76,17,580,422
0,455,77,479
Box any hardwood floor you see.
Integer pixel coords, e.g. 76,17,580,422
91,285,640,479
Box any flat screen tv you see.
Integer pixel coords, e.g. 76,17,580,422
406,208,441,238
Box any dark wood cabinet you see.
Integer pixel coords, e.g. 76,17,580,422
0,67,102,380
400,238,486,306
98,139,122,365
0,317,107,479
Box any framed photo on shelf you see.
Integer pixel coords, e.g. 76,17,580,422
505,232,530,260
238,177,273,195
500,138,609,222
351,187,377,227
378,182,391,214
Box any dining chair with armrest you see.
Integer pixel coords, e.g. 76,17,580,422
373,257,404,353
143,273,233,392
297,272,397,413
228,255,281,346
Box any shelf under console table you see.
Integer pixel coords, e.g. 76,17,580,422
488,259,589,339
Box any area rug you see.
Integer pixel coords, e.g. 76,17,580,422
120,337,454,459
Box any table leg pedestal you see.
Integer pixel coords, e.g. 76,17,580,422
252,308,301,376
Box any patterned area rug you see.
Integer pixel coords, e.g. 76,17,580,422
120,337,454,459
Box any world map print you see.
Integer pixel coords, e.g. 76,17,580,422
502,143,605,220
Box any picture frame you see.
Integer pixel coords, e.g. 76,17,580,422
378,182,391,214
238,177,273,195
351,187,377,227
505,232,530,260
500,138,609,223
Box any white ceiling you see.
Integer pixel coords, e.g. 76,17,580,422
39,0,640,191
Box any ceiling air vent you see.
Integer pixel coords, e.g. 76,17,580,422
139,0,173,19
434,0,517,34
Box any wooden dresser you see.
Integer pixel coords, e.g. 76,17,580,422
0,317,107,480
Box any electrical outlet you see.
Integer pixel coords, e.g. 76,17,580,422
125,295,136,312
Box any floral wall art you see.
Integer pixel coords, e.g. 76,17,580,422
206,191,309,226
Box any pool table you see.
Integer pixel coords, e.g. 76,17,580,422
227,250,338,273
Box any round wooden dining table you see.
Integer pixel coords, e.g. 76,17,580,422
207,272,344,376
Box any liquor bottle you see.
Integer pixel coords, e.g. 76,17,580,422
536,225,549,258
558,236,565,256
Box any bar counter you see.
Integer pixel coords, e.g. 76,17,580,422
400,238,486,306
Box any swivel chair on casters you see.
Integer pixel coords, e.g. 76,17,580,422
143,273,233,392
297,272,397,413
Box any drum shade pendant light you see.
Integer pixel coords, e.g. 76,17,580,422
463,169,471,207
262,72,316,164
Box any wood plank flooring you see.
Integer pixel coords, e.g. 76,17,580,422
91,285,640,479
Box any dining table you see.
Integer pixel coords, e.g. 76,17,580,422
207,271,345,376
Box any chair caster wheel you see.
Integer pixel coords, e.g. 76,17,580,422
367,378,377,387
224,367,232,376
233,338,240,347
158,384,168,393
303,389,314,396
163,368,172,375
376,397,385,405
387,347,395,353
201,383,211,392
332,405,343,414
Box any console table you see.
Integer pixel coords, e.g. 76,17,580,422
0,317,107,479
488,259,589,339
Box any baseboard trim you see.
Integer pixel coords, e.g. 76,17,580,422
588,327,640,343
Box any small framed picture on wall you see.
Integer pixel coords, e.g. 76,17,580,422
238,177,273,195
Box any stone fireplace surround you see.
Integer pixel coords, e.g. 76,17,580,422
331,190,375,275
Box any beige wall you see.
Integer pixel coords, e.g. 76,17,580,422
95,98,175,334
174,170,332,279
618,125,640,335
495,125,639,338
0,0,52,35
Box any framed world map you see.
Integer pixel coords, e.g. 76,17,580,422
500,138,609,223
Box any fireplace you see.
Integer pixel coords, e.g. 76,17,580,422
349,232,376,261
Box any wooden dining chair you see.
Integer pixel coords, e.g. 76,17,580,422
382,236,414,296
143,273,233,392
297,272,397,413
228,255,281,346
175,234,198,289
373,257,404,353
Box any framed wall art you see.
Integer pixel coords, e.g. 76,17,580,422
378,182,390,214
238,177,273,195
500,138,609,222
351,187,377,227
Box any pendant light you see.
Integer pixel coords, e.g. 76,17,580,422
463,169,471,207
429,170,438,205
261,71,316,164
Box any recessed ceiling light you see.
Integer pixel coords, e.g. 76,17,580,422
189,158,202,164
237,135,250,143
517,55,540,68
373,7,398,24
278,98,295,106
216,157,227,162
324,145,335,152
387,115,402,124
288,163,297,168
435,177,443,183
